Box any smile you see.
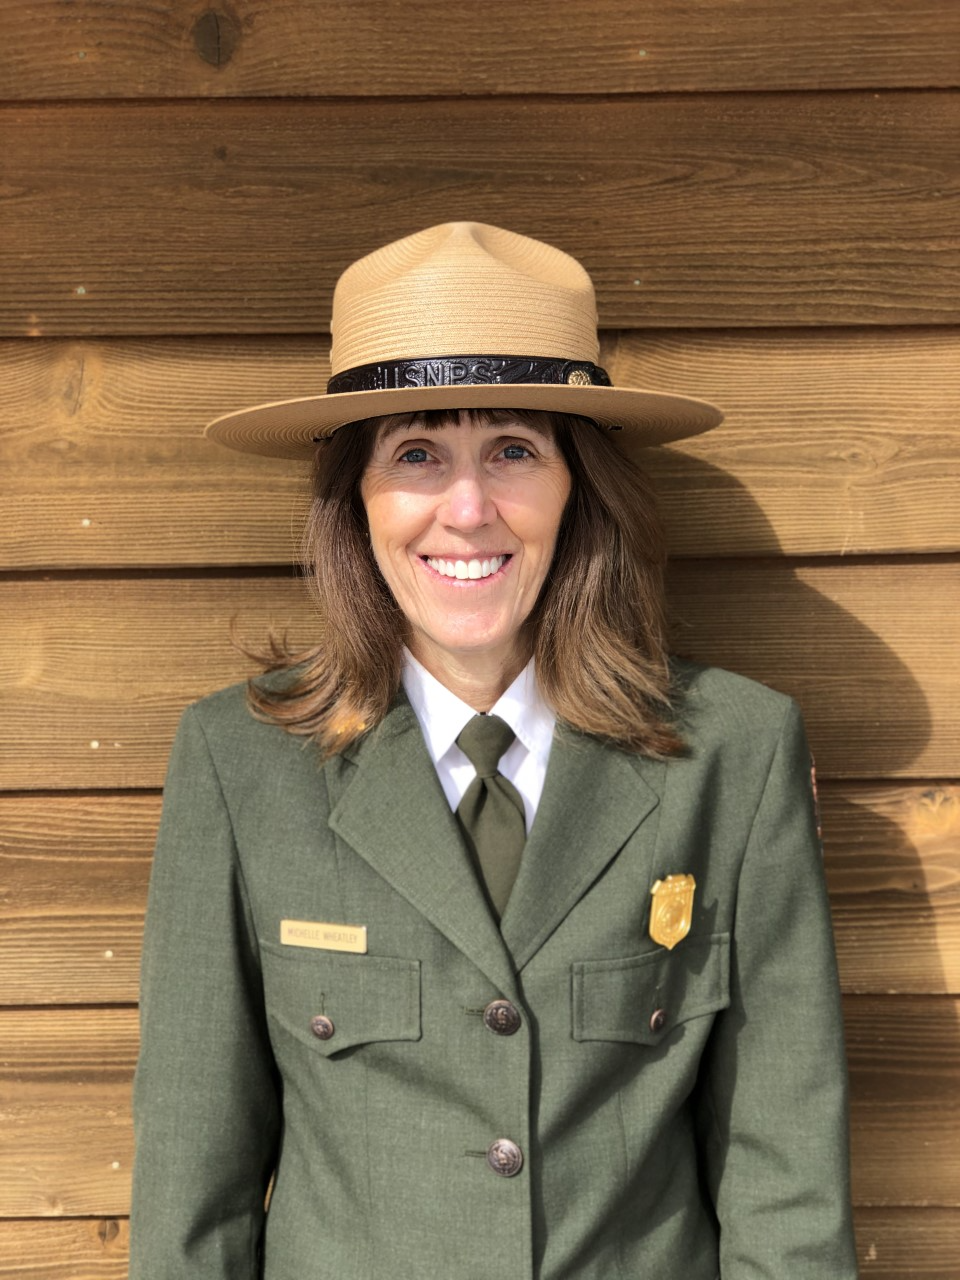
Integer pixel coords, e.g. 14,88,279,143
423,554,510,580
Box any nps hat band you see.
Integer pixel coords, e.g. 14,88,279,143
327,354,613,396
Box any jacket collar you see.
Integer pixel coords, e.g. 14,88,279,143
329,697,661,994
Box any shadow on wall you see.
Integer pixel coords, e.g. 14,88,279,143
656,452,960,1260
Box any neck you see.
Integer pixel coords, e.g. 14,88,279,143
408,639,528,712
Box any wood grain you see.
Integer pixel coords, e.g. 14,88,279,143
855,1208,960,1277
0,1220,129,1279
1,785,957,1005
0,1009,135,1217
823,784,960,996
2,327,960,568
847,996,960,1207
2,93,958,335
0,795,157,1006
1,0,958,98
1,999,958,1215
0,563,955,788
0,1209,957,1277
615,327,960,558
668,559,958,780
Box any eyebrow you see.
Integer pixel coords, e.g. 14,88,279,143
377,418,552,444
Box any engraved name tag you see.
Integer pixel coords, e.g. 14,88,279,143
280,919,368,954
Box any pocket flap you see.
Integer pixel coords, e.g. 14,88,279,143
260,942,422,1057
572,932,729,1046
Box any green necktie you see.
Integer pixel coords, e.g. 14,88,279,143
455,714,527,920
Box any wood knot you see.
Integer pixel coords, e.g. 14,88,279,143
193,9,240,68
97,1219,120,1245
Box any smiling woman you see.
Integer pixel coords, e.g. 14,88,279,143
247,404,681,757
130,223,858,1280
363,410,570,698
362,410,571,691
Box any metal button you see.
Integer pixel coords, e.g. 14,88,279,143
649,1008,667,1034
486,1138,523,1177
310,1014,335,1040
483,999,521,1036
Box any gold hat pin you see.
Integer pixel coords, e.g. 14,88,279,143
649,875,696,950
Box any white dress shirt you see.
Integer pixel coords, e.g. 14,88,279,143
401,650,557,833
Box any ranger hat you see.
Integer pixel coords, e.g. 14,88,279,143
205,221,723,459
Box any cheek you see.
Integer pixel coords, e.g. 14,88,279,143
364,492,412,555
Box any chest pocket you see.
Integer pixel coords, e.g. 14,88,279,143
572,932,730,1046
259,941,422,1058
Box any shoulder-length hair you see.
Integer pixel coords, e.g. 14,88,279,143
249,408,682,757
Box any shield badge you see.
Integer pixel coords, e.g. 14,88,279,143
649,874,696,950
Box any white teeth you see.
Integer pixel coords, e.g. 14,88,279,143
426,555,506,580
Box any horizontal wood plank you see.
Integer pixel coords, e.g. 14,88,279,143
824,784,960,996
855,1208,960,1277
3,327,960,568
0,795,156,1006
1,998,958,1215
0,563,955,788
0,1209,957,1277
614,328,960,558
0,1010,135,1217
847,996,960,1206
2,93,958,335
669,560,959,780
0,1219,129,1279
1,0,958,98
1,784,958,1005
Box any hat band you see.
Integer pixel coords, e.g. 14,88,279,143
327,354,612,395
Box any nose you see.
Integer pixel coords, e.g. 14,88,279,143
439,463,497,531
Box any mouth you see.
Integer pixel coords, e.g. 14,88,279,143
421,553,512,581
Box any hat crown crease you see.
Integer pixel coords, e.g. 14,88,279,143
330,221,599,374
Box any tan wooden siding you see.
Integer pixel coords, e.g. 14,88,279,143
0,1220,129,1279
2,93,958,336
1,0,958,98
2,327,959,568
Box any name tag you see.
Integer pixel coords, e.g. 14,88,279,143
280,919,368,954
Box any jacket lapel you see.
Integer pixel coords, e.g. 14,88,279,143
500,725,662,970
328,699,520,1000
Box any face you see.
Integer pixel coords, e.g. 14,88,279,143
360,411,571,679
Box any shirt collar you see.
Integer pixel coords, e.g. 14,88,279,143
401,649,556,765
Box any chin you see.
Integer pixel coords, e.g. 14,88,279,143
416,619,523,663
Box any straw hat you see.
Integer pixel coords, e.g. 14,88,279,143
205,222,723,460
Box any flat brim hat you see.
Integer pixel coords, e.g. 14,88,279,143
205,222,723,460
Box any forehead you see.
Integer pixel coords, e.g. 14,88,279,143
375,411,555,444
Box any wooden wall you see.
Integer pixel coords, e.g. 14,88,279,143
1,2,958,1274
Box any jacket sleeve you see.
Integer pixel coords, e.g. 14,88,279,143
697,701,859,1277
129,704,281,1278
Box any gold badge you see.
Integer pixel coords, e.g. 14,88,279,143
281,920,368,954
649,875,696,950
566,368,592,386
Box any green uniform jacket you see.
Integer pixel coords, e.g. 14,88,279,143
130,661,858,1278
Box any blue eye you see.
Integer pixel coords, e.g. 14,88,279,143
502,443,531,460
399,447,430,464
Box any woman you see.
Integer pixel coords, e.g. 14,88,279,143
131,223,858,1277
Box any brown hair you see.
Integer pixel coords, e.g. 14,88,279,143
248,409,682,757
